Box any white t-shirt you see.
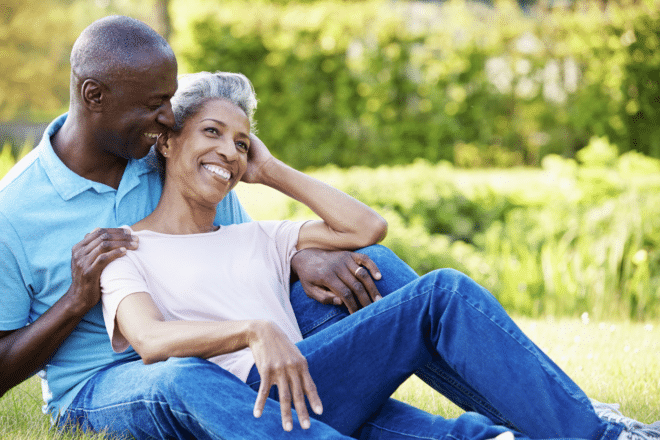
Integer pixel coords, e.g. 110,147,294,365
100,220,306,382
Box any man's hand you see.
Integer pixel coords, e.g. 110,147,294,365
0,227,138,397
249,321,323,431
291,249,382,314
68,227,138,313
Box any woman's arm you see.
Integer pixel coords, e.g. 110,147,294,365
243,135,388,252
116,291,266,364
115,292,323,431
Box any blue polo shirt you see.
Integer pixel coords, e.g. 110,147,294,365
0,114,250,418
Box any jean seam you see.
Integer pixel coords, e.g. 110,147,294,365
416,362,510,428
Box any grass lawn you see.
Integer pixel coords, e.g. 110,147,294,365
1,316,658,439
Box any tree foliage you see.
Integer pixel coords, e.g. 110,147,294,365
173,0,660,169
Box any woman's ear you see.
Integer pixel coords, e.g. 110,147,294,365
157,133,171,157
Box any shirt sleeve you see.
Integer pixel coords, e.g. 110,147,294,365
100,254,149,353
214,190,251,226
0,213,33,330
258,220,307,276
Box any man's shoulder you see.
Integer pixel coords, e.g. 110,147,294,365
0,147,46,207
0,147,41,190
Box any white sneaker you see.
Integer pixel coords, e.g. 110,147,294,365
590,398,660,440
486,431,515,440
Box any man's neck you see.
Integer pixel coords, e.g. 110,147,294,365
51,116,128,190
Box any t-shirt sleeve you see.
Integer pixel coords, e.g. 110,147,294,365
258,220,307,276
100,254,149,353
214,190,251,226
0,213,33,330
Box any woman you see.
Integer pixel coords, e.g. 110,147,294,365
100,71,653,440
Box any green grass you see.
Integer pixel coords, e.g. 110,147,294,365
1,317,658,439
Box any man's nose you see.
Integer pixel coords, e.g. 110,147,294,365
157,101,175,129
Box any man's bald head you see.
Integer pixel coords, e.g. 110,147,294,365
70,15,175,88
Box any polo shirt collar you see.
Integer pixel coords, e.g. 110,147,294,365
39,114,156,201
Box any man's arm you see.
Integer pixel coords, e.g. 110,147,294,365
0,228,137,397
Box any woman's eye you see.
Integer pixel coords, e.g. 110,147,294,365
204,127,219,135
236,141,249,152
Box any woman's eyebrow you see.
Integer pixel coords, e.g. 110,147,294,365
201,118,226,126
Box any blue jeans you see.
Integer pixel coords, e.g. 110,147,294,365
60,245,623,440
253,258,624,440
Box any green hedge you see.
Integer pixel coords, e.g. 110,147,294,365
236,137,660,321
173,0,660,169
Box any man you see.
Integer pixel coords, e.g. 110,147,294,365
0,14,654,440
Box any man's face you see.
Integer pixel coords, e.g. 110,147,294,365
99,51,178,160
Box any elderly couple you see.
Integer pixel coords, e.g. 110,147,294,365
0,15,657,440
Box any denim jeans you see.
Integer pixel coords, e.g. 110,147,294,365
60,245,623,440
251,265,624,440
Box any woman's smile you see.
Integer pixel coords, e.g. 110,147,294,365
202,163,232,182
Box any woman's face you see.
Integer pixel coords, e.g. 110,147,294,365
160,98,250,208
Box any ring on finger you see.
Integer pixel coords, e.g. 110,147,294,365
354,266,365,277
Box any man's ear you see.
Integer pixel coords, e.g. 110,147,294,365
80,79,104,112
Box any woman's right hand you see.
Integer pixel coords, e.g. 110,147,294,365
242,134,276,185
248,321,323,431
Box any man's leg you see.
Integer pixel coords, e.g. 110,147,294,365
290,244,511,426
286,268,623,440
59,357,351,440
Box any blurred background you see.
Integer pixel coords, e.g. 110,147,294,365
1,0,659,321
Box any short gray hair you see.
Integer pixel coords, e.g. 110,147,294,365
171,71,258,133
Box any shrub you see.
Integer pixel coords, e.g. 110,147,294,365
173,0,660,169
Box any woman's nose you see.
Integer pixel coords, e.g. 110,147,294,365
216,139,239,161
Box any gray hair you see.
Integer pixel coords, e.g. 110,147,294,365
171,71,258,133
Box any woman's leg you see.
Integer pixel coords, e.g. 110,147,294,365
282,268,623,440
290,245,515,425
354,398,519,440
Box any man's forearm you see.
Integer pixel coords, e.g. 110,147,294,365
0,292,88,397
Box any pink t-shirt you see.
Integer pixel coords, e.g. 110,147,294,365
100,220,306,382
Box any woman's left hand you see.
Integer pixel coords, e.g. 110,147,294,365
242,134,276,184
249,321,323,431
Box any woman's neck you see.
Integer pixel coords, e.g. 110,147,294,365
133,185,219,235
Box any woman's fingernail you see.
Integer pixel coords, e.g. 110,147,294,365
302,419,310,429
284,421,293,431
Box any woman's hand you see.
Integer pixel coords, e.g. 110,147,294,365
248,321,323,431
242,134,276,184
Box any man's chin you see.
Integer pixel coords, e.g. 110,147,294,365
129,142,156,160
